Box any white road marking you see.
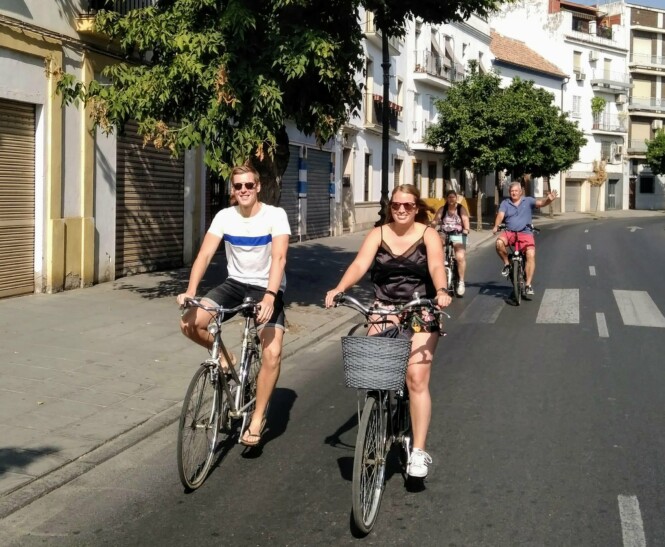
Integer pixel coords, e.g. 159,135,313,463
627,226,643,233
618,495,646,547
596,313,609,337
586,244,591,250
614,290,665,328
589,266,596,276
458,293,505,324
536,289,579,324
584,229,589,233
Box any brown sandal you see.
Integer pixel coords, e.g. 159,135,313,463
241,417,266,447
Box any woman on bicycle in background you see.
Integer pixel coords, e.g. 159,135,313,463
324,184,452,479
431,190,470,296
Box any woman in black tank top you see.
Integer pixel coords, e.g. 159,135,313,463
324,184,452,479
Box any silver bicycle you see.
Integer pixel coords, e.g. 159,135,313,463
176,297,262,490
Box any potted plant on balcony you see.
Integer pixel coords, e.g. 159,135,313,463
591,97,606,130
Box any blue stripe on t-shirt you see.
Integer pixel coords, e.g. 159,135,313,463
224,234,272,246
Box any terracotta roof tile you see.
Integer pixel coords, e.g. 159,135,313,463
490,30,568,79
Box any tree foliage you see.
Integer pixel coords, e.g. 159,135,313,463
427,66,586,183
646,130,665,175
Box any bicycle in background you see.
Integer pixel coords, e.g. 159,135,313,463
497,223,539,305
332,293,447,534
176,297,262,490
438,228,462,297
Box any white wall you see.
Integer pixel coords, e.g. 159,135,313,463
1,0,87,39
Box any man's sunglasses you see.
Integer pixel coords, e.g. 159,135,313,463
232,182,256,191
390,201,417,212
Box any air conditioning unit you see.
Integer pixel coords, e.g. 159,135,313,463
575,71,586,81
616,94,627,104
652,119,663,130
615,144,623,156
589,51,599,62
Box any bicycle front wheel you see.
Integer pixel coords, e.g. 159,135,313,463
512,259,522,305
352,394,388,535
177,365,221,490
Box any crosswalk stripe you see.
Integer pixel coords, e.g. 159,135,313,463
458,292,505,324
536,289,579,324
613,290,665,328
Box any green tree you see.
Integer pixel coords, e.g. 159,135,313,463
427,70,586,227
58,0,515,205
59,0,365,204
646,130,665,175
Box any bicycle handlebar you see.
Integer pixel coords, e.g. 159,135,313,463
497,223,540,234
181,297,259,316
332,293,449,319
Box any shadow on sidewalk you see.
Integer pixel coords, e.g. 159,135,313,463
111,242,374,307
0,446,58,477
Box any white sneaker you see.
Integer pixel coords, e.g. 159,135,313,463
456,281,465,296
406,448,432,478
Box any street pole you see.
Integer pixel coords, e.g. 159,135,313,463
376,28,391,226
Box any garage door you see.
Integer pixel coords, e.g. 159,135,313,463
306,148,332,239
116,121,184,277
565,180,582,212
0,99,35,298
281,145,300,238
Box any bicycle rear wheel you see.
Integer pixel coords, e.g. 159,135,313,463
512,259,522,305
177,365,221,490
352,393,388,535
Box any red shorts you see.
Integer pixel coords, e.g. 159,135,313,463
498,231,535,250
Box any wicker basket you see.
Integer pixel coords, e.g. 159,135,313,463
341,336,412,391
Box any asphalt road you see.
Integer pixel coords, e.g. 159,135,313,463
2,216,665,546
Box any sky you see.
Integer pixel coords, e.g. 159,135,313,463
574,0,665,9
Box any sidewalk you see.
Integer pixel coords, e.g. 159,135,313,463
0,209,660,517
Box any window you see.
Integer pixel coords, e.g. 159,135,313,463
413,161,422,193
364,153,372,201
572,95,581,118
393,158,402,188
396,79,403,118
600,141,612,161
428,162,437,198
639,176,654,194
573,51,582,73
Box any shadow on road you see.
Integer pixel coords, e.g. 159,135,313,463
0,446,58,477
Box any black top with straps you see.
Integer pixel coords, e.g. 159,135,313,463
370,226,435,303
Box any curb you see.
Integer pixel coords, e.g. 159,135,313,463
0,307,359,520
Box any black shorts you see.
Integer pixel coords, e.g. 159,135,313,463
203,278,286,330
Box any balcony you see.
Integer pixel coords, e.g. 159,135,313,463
630,52,665,69
627,139,648,154
411,120,434,144
591,113,628,133
363,93,400,135
77,1,156,34
628,96,665,114
413,51,464,90
590,69,630,92
364,12,401,55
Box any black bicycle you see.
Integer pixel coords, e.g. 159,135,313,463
497,223,539,305
439,229,462,296
332,293,446,534
176,297,262,490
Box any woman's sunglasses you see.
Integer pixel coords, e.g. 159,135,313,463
390,201,417,213
232,182,256,191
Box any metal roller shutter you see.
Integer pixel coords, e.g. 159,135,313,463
280,145,299,238
0,99,35,298
565,181,582,212
116,121,184,277
306,148,332,239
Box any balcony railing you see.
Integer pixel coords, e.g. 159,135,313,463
85,0,155,15
591,114,628,133
363,93,400,132
568,28,618,47
413,51,464,83
628,139,648,153
630,53,665,67
590,69,630,87
412,120,434,143
628,96,665,112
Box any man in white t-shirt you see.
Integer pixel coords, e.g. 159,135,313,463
177,164,291,447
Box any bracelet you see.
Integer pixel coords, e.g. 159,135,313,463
265,289,278,298
437,287,447,294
